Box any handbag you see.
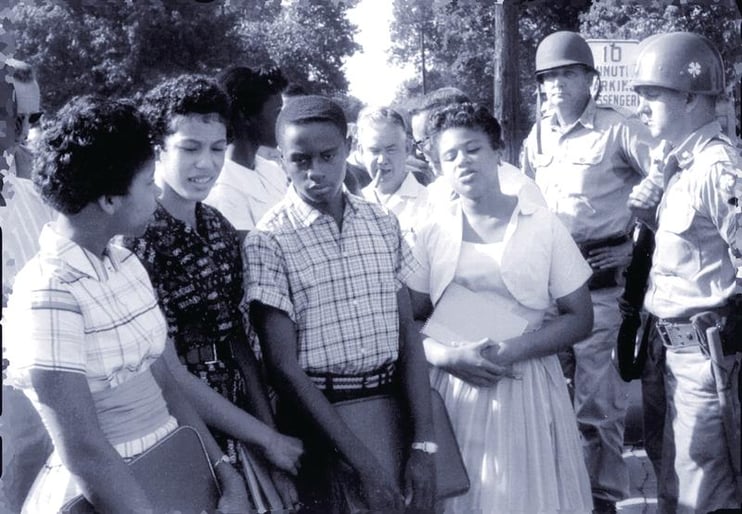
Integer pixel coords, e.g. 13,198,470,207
332,388,469,504
60,425,220,514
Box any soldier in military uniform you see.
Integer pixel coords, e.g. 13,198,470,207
629,31,741,514
522,31,653,513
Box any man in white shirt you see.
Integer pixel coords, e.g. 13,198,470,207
205,66,289,238
357,106,432,246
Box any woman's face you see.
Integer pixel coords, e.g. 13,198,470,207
437,126,501,200
155,113,227,203
115,159,160,237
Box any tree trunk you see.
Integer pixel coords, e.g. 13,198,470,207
493,0,519,165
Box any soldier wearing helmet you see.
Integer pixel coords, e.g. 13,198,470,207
629,31,741,513
522,30,653,514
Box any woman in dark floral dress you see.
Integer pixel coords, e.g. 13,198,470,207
122,74,302,506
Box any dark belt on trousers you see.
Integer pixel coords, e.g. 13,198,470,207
577,233,630,290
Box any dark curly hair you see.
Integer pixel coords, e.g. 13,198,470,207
139,74,231,146
218,65,287,122
33,95,154,215
427,102,504,156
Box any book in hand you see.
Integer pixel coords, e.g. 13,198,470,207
422,282,528,345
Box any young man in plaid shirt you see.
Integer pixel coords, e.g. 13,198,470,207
244,95,436,513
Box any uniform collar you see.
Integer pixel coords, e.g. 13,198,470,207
38,223,123,281
670,121,726,169
286,184,358,227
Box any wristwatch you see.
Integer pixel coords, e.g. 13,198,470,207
411,441,438,454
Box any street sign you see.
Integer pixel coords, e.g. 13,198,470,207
587,39,640,111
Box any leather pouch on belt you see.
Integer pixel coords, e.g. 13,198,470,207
719,294,742,354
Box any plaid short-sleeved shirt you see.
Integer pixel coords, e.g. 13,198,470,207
6,224,169,402
243,187,415,375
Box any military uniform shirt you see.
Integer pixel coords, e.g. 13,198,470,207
522,99,651,243
645,121,742,320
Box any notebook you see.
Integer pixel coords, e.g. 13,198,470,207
422,282,528,345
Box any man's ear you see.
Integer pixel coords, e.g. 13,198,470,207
96,194,121,215
344,134,353,155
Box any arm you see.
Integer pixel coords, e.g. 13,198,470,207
483,284,593,366
150,352,249,513
250,301,404,510
397,286,436,509
161,338,302,475
30,369,153,513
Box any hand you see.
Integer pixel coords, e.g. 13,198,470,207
358,464,404,511
442,338,518,387
215,463,250,514
404,450,436,512
261,430,304,475
270,468,300,509
586,239,633,270
629,176,663,208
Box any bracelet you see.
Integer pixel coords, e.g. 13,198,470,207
411,441,438,454
212,454,230,470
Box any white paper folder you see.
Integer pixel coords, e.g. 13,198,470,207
422,282,528,344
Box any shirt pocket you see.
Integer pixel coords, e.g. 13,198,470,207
568,132,609,167
656,193,700,274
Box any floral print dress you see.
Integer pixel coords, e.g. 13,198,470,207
123,202,249,463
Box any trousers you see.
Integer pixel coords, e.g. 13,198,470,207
560,287,630,502
658,347,741,513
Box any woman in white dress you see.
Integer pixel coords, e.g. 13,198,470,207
408,103,594,513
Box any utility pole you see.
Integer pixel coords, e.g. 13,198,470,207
420,24,428,95
492,0,519,164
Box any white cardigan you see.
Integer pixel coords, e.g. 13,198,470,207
407,194,591,311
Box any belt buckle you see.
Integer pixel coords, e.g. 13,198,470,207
203,343,220,366
656,321,672,347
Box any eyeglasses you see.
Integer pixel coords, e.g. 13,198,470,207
18,112,43,124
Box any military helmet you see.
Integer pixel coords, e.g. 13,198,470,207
535,31,595,76
632,32,725,95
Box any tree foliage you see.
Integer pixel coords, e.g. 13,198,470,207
10,0,359,112
238,0,360,95
580,0,740,93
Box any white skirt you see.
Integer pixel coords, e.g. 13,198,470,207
435,355,593,514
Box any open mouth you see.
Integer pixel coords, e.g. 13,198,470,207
189,176,214,185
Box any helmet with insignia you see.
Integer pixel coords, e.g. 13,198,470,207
535,31,596,78
631,32,724,95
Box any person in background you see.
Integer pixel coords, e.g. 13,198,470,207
521,31,653,513
0,61,56,514
344,121,372,194
357,106,433,247
244,95,436,513
123,74,304,508
629,32,741,514
5,58,41,178
205,66,289,239
408,102,593,513
5,95,250,513
407,87,469,182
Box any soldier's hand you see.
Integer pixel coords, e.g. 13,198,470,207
629,178,663,211
587,239,633,270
